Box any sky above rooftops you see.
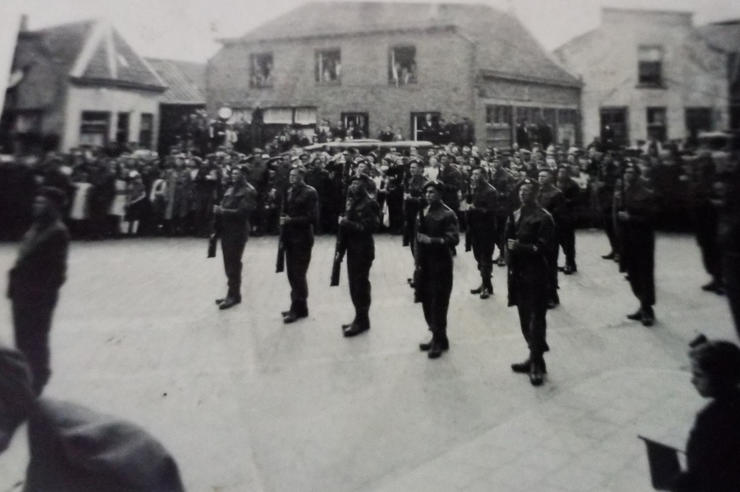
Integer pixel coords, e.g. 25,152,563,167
4,0,740,62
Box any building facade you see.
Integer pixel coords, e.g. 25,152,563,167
1,19,166,153
698,20,740,132
207,2,581,149
554,8,729,147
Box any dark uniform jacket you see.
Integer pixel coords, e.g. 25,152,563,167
505,207,555,307
24,398,184,492
220,182,258,233
438,165,463,211
490,168,514,216
343,194,380,260
416,203,460,262
537,185,566,232
556,177,580,227
402,174,427,246
284,182,319,244
7,220,69,300
467,181,498,239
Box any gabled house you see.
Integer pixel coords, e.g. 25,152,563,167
1,18,166,153
554,8,729,147
207,1,581,148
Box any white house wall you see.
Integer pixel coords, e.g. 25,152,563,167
62,85,160,151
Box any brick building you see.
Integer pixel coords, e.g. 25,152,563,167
554,8,729,148
207,1,581,149
1,19,166,153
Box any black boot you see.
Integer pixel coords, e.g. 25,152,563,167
529,356,545,386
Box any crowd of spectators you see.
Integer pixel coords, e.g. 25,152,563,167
0,127,731,244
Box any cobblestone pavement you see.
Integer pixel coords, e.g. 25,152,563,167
0,230,734,492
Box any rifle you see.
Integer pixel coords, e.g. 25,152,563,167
207,210,221,258
330,199,351,286
275,190,286,273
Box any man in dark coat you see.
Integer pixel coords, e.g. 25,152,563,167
618,164,657,326
595,153,619,259
0,347,185,492
281,167,318,323
490,158,514,266
214,168,258,310
688,154,723,293
7,187,70,395
467,168,498,299
506,179,555,386
537,169,565,307
340,177,380,337
555,166,580,274
416,182,460,359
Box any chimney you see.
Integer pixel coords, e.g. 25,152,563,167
19,14,28,32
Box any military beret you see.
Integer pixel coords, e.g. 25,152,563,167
423,181,442,192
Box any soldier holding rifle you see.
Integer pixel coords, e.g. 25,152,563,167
280,167,318,323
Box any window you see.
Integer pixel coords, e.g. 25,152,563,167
410,112,441,141
341,112,368,139
79,111,110,147
315,49,341,84
557,109,579,147
116,112,129,144
389,46,416,86
486,105,511,127
139,113,153,149
638,46,663,87
262,107,317,126
685,107,712,144
600,107,628,147
250,53,273,88
646,107,667,142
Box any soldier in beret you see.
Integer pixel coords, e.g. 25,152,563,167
467,167,498,299
416,181,460,359
7,186,70,395
506,179,555,386
340,176,380,337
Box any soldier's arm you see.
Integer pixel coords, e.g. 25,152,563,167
287,188,318,225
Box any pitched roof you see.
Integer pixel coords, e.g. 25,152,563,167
228,1,579,87
146,58,206,104
18,19,166,91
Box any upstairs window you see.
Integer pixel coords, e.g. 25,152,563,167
638,46,663,87
389,46,416,86
315,49,341,84
250,53,273,88
139,113,153,149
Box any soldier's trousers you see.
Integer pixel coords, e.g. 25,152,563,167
420,256,453,338
347,247,373,328
472,237,495,291
13,292,58,395
623,230,655,308
558,224,576,269
221,231,247,299
602,208,617,252
285,240,312,315
516,297,549,359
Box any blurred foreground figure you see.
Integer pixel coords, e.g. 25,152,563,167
7,187,70,395
0,347,185,492
670,338,740,491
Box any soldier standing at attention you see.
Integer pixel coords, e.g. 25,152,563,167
618,164,657,327
281,167,318,323
467,168,498,299
340,177,380,337
416,182,460,359
214,168,257,310
506,179,555,386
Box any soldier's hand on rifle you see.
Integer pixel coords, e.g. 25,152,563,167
280,215,289,226
416,233,432,244
338,216,348,226
213,205,223,215
617,211,630,221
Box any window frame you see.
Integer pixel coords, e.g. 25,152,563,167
388,45,417,86
637,45,664,88
315,48,342,85
249,52,274,89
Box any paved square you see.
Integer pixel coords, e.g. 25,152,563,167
0,231,734,491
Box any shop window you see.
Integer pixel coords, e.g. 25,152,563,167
647,107,667,142
638,46,664,87
139,113,153,149
486,105,511,127
410,112,441,141
116,112,129,144
250,53,273,88
315,49,341,84
341,112,368,139
79,111,110,147
389,46,416,86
